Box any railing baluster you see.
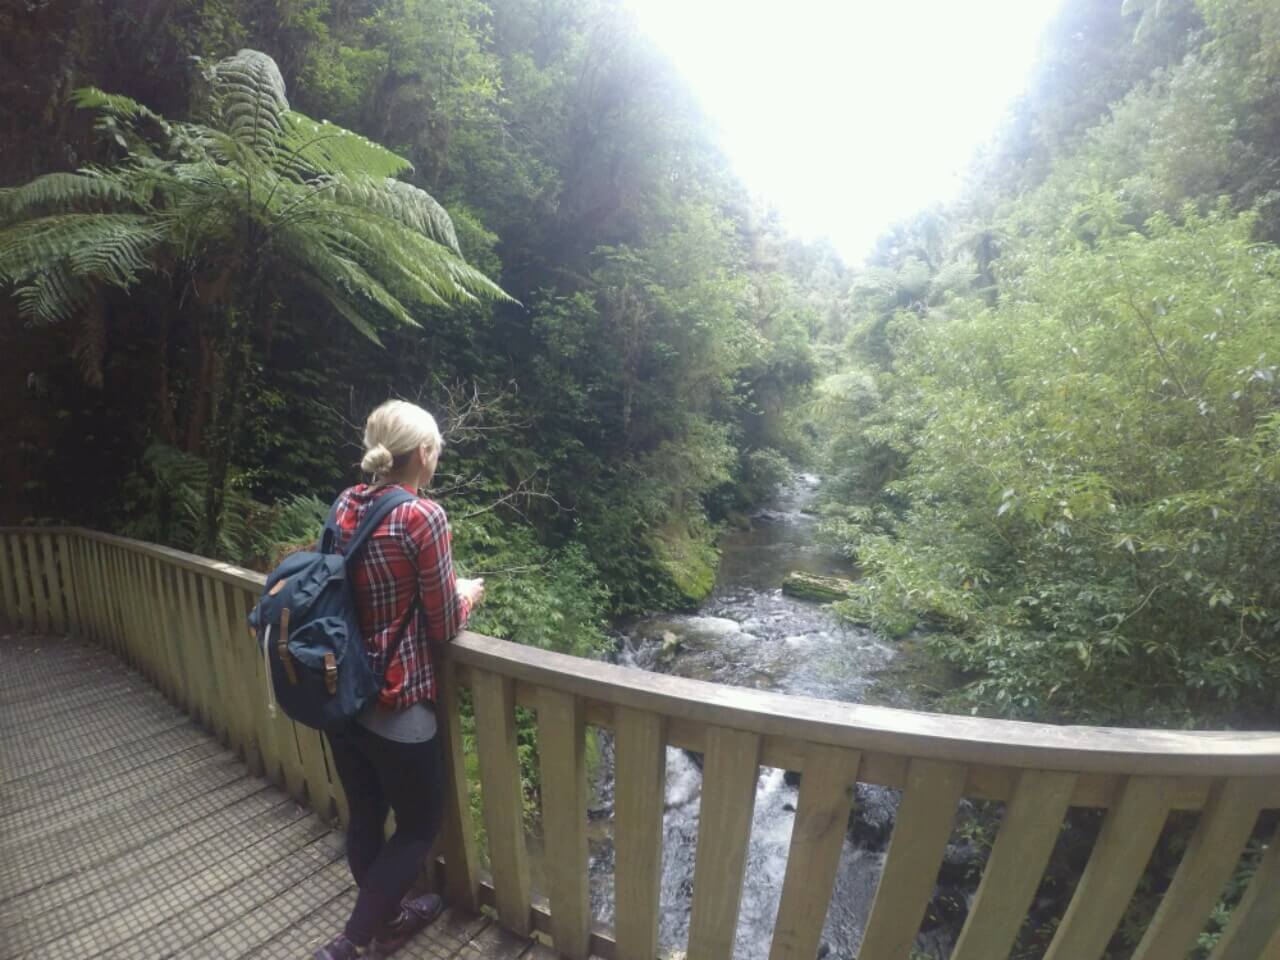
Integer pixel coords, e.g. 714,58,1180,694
76,537,95,641
473,667,533,935
85,537,102,641
614,707,666,960
97,543,117,650
1207,821,1280,960
113,547,141,670
137,553,168,695
199,574,236,748
858,758,966,960
101,541,124,654
769,744,861,960
13,534,35,632
1042,776,1174,960
688,726,761,960
212,579,263,776
172,565,206,721
1132,778,1264,960
24,534,50,633
950,769,1076,960
40,533,67,634
149,555,179,702
233,583,299,793
438,654,480,910
537,687,590,958
56,533,81,635
184,571,224,740
0,532,18,627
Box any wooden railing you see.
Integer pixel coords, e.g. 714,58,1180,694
3,526,1280,960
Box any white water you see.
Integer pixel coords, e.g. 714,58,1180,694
580,475,952,959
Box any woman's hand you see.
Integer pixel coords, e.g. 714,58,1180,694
458,577,486,607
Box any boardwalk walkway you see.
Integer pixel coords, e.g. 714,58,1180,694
0,631,532,960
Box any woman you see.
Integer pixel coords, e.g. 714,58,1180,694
315,400,485,960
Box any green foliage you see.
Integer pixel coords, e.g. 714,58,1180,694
453,510,610,660
832,208,1280,723
6,1,832,627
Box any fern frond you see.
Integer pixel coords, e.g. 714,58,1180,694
277,221,416,329
296,274,385,345
71,87,171,132
15,266,91,325
280,113,412,180
314,175,459,252
0,172,138,222
325,207,512,306
206,49,289,161
0,214,164,321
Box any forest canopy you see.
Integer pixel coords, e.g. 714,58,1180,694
3,0,1279,731
814,0,1280,727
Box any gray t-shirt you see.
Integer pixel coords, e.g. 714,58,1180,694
356,700,437,743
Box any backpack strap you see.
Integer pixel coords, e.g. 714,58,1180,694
319,496,343,554
342,487,418,564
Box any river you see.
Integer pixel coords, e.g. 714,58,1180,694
580,475,955,959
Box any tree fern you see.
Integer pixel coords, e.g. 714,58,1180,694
0,214,163,322
202,48,290,161
280,114,412,180
0,172,138,221
69,87,170,130
1,48,510,552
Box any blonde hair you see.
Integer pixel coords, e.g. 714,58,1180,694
360,400,444,478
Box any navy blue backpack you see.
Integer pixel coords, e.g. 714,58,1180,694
247,488,416,732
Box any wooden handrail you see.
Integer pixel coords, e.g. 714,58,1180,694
3,526,1278,960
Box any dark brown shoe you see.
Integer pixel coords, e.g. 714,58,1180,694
369,893,443,956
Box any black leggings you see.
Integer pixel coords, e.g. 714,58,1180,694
325,724,445,945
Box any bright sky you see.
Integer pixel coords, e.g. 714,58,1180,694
627,0,1065,264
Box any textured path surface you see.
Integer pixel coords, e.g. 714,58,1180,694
0,631,543,960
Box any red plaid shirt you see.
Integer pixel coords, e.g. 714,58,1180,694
332,483,471,708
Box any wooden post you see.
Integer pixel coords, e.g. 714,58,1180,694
152,555,180,696
688,726,761,960
212,579,263,776
1042,776,1174,960
0,532,19,627
197,576,235,747
613,708,667,960
472,668,533,936
1132,778,1263,960
537,687,590,959
80,537,101,642
230,584,292,790
769,745,861,960
858,758,966,959
1205,814,1280,960
24,534,49,633
10,534,34,631
950,769,1077,960
40,533,67,634
56,534,81,635
438,655,480,911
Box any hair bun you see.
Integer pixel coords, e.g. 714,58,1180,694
361,443,394,475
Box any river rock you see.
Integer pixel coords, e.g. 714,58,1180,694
781,571,856,603
848,783,899,850
659,630,682,663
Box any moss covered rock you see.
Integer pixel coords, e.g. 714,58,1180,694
648,520,719,607
781,571,857,603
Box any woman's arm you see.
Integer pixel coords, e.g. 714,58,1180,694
408,499,472,643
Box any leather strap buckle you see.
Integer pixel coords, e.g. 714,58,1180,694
278,607,298,686
324,652,337,695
